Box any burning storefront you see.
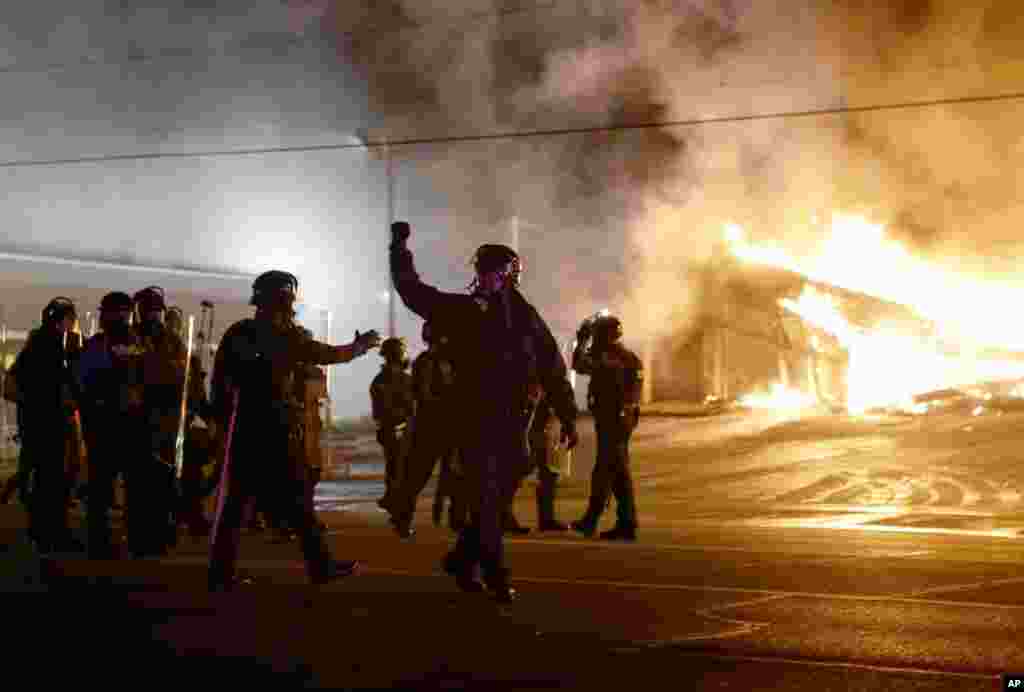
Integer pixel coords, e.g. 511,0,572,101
649,215,1024,414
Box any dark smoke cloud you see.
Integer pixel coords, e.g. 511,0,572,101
297,0,1024,340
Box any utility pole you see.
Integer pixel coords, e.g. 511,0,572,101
386,141,396,338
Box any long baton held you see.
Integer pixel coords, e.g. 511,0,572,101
173,315,195,480
209,387,240,550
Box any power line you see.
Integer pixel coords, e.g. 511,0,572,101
2,89,1023,171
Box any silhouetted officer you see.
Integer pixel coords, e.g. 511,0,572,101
207,270,381,591
571,314,643,541
507,395,569,532
77,292,147,559
389,221,578,602
9,298,82,552
387,320,468,537
370,337,414,529
133,286,187,556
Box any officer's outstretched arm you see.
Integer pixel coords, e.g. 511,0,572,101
304,330,382,365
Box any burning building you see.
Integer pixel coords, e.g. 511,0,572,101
649,217,1024,414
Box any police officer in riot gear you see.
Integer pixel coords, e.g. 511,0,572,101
387,320,468,537
207,270,381,591
389,222,578,602
571,313,643,541
507,393,569,532
77,292,147,559
371,336,414,533
8,297,82,552
132,286,187,556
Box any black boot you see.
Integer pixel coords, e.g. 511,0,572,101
599,524,637,542
570,517,597,538
502,511,531,536
536,475,567,531
311,559,360,585
483,566,517,603
442,551,485,593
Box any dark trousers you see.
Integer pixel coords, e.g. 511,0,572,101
581,418,637,529
209,429,331,586
22,424,72,550
134,458,177,554
177,440,211,536
1,443,33,505
85,419,152,558
433,452,467,527
450,419,526,580
507,422,561,525
376,425,407,502
393,416,465,525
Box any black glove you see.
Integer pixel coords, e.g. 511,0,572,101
576,323,592,343
354,329,382,356
391,221,411,247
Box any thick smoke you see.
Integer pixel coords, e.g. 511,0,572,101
299,0,1024,347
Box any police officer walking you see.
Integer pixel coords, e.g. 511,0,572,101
570,314,643,541
77,292,147,559
386,320,467,538
8,297,83,552
133,286,187,556
207,270,381,591
370,336,414,530
389,222,578,602
506,394,569,532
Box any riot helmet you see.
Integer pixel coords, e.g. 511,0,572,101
133,285,166,325
165,306,185,339
379,337,408,366
251,270,298,309
41,296,76,328
470,244,522,294
99,291,134,335
592,314,623,347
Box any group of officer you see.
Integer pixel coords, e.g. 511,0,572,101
2,219,644,603
3,287,203,557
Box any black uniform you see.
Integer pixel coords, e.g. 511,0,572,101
135,319,188,555
572,341,643,536
390,241,577,589
391,342,467,531
9,327,80,551
370,363,414,507
207,318,354,588
77,328,148,558
508,396,566,530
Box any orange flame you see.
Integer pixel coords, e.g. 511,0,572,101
726,216,1024,414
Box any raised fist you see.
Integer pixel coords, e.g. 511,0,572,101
576,322,593,343
391,221,411,246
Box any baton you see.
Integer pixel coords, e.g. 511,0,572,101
209,387,240,550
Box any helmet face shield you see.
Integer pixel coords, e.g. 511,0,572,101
42,297,77,327
472,244,522,293
251,271,299,309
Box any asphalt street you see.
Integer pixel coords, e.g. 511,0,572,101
4,405,1024,689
